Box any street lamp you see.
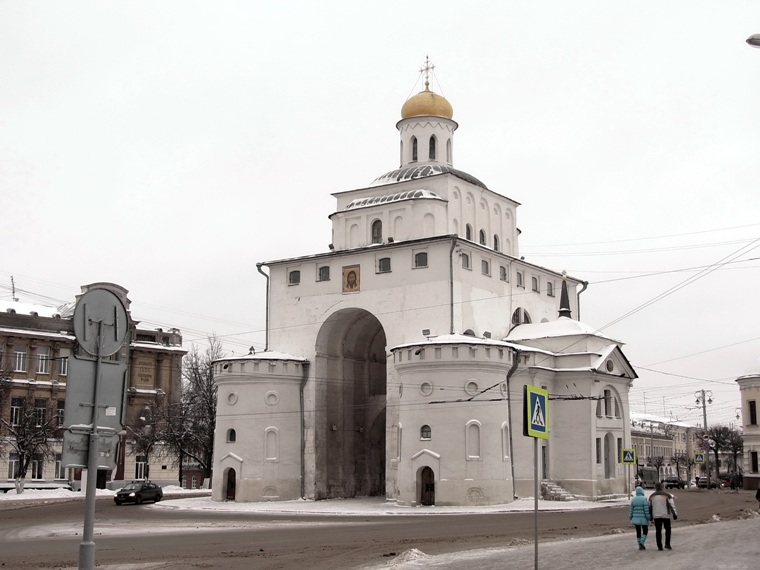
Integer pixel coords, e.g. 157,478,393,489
695,390,713,488
747,33,760,48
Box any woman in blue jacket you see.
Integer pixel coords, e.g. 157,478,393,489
629,486,651,550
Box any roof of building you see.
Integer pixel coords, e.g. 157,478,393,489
506,317,621,344
370,164,488,190
345,189,445,211
401,85,453,120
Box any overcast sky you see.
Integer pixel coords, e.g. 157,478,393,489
2,1,759,428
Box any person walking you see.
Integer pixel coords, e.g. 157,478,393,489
649,482,678,551
629,486,651,550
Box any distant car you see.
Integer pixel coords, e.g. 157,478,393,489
114,481,163,505
663,477,685,489
697,477,718,489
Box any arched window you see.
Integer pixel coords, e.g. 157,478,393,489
481,260,490,275
288,270,300,285
493,235,500,252
429,136,437,160
446,139,452,163
265,428,278,461
420,425,431,439
479,230,486,245
414,252,428,268
516,271,524,288
318,266,330,282
499,266,508,281
227,429,236,443
511,308,531,326
371,220,382,244
547,282,554,297
466,421,481,459
461,253,470,269
465,224,473,240
531,276,539,292
411,136,418,162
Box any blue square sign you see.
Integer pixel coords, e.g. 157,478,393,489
524,385,549,439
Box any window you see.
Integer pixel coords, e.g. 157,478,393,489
493,235,500,252
411,136,418,161
378,257,391,273
318,266,330,282
511,308,531,326
8,453,19,479
479,230,486,245
420,425,431,439
37,346,50,374
481,259,490,275
31,455,43,480
35,399,47,427
265,428,278,461
227,429,236,443
288,270,300,285
191,475,198,489
461,253,470,269
57,400,65,427
14,344,27,372
371,220,382,244
752,451,759,473
531,276,539,292
10,397,24,426
750,401,757,426
617,438,623,463
429,135,436,160
604,390,612,417
135,456,148,480
465,224,473,240
59,351,69,376
414,252,428,268
55,453,66,479
499,266,508,282
466,421,481,460
547,282,554,297
596,438,602,464
516,272,524,288
446,139,452,163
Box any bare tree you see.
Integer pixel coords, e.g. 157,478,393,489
705,424,733,481
671,452,690,481
0,387,62,493
157,336,224,486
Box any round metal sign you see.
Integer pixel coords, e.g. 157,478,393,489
73,288,129,357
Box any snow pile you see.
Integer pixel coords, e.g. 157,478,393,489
386,549,430,565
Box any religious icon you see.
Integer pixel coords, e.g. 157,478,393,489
342,265,360,293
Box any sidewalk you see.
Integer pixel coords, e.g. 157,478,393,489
363,515,760,570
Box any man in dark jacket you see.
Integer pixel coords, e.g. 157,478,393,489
649,482,678,550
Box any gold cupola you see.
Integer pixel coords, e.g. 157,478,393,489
401,81,454,120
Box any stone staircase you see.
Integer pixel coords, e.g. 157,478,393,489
541,480,576,501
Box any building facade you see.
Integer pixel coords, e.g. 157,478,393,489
736,358,760,490
212,67,638,505
0,282,186,490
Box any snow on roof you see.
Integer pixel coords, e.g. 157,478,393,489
216,351,308,363
0,326,75,341
130,341,186,353
344,189,445,211
506,317,621,344
2,299,73,319
392,333,551,355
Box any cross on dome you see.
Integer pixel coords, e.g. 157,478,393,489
420,55,435,91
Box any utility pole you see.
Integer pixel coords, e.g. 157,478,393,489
695,390,713,488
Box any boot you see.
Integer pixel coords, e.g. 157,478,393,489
638,536,646,550
641,534,647,550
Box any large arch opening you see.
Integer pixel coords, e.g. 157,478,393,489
314,309,387,499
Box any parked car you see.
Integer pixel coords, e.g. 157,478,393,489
697,477,718,489
114,481,163,505
663,476,686,489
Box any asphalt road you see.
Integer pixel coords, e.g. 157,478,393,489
0,489,755,569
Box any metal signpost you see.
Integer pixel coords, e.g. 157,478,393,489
63,288,128,570
621,448,636,494
524,384,548,570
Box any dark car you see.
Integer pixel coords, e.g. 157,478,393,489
663,477,685,489
114,482,163,505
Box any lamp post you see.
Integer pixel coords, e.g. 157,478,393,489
695,390,713,488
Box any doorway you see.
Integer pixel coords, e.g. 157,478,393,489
225,468,236,501
420,466,435,506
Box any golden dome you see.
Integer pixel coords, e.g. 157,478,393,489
401,83,453,120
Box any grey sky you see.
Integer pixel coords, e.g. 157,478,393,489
2,1,759,427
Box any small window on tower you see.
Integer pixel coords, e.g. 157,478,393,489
318,266,330,282
411,136,418,162
371,220,382,244
429,136,437,160
414,252,428,268
378,257,391,273
493,235,500,252
461,253,470,270
479,230,486,245
289,270,301,285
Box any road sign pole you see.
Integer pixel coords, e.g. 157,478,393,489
79,320,104,570
533,436,538,570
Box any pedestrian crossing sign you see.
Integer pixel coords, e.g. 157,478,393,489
621,448,636,465
524,384,549,439
695,452,705,464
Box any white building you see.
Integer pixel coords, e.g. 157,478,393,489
736,358,760,490
212,65,637,505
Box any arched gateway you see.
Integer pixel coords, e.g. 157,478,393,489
314,308,387,499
